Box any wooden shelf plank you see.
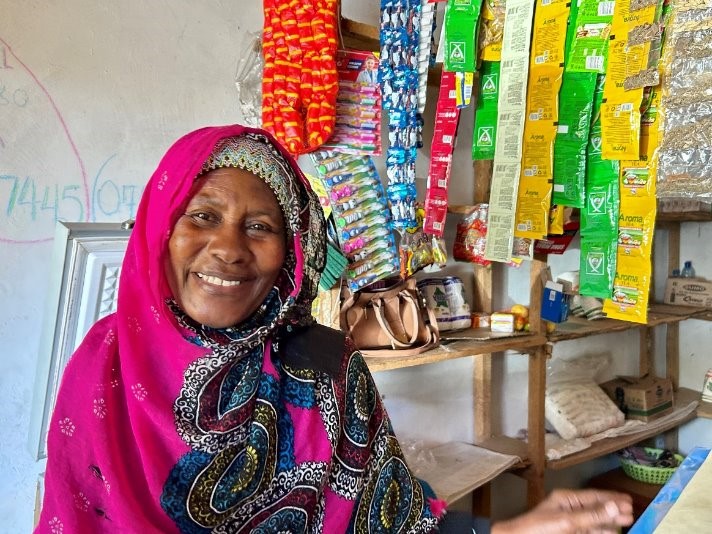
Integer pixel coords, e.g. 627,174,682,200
698,400,712,419
692,310,712,321
476,436,530,467
547,388,700,470
657,210,712,223
365,332,547,372
413,441,523,504
547,306,702,343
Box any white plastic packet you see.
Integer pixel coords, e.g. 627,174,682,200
234,31,263,128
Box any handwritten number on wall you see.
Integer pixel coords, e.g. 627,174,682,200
1,45,11,69
1,176,84,222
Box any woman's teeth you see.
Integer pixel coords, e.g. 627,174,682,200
197,273,241,287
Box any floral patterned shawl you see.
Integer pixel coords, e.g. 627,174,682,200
36,125,444,533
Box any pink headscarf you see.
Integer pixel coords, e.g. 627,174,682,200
36,125,443,533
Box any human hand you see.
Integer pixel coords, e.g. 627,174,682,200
491,489,634,534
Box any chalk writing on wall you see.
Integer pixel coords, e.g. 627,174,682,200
0,39,142,244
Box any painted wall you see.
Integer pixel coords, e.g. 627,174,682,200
2,1,710,532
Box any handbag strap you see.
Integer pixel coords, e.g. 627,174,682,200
372,292,421,348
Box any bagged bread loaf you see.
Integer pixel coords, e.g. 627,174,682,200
545,381,625,440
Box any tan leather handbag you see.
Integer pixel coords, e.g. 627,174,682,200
340,277,440,357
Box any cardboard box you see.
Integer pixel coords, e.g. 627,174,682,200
600,376,673,422
663,277,712,308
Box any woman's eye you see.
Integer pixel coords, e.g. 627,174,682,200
248,220,284,235
189,211,216,223
248,222,270,232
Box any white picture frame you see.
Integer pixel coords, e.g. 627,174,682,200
28,222,131,460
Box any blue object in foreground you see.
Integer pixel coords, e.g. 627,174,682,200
629,447,711,533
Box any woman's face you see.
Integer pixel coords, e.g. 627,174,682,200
166,167,287,328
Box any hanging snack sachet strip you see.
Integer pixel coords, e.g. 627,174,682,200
417,0,439,114
262,0,339,155
655,3,712,199
579,75,620,298
514,0,571,240
600,0,661,160
552,0,598,208
484,0,537,263
380,0,423,230
424,71,461,236
603,2,668,324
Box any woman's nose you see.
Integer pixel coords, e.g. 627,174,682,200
208,224,248,263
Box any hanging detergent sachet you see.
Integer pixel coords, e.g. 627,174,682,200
580,239,618,298
444,0,482,72
553,0,597,208
473,61,500,160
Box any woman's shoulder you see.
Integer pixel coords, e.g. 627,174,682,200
280,323,350,377
67,314,118,363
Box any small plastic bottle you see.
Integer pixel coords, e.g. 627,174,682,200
681,261,696,278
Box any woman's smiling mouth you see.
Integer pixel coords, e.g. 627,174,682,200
196,272,242,287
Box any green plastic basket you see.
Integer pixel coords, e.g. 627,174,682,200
619,447,684,485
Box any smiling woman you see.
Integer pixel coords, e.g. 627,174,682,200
34,125,446,533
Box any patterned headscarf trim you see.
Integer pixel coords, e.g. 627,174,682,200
200,135,298,237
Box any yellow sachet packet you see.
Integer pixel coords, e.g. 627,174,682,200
526,67,563,124
601,101,641,160
603,0,657,101
521,125,557,179
620,161,657,200
603,255,652,325
603,39,648,103
515,176,553,239
480,0,504,61
617,196,656,259
530,0,571,69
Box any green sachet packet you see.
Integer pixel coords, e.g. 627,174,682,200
580,238,617,299
444,0,483,72
472,61,500,160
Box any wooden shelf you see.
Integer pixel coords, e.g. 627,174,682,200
364,331,546,372
698,399,712,419
414,441,524,504
692,310,712,321
548,305,703,343
340,18,380,51
657,210,712,223
547,388,700,470
448,204,478,215
477,435,531,467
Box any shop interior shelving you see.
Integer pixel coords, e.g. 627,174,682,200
340,15,708,512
